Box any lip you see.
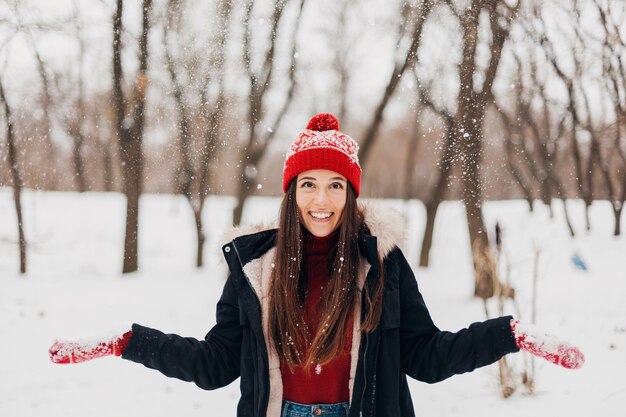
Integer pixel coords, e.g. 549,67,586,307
309,211,333,222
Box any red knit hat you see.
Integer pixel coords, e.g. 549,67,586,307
283,113,362,196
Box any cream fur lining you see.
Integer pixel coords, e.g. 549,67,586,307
348,258,370,400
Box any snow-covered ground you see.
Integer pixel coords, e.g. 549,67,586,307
1,189,624,416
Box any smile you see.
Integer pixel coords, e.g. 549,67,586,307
309,211,333,220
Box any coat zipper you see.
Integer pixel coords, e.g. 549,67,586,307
359,332,369,417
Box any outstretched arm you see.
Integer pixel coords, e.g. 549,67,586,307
394,249,583,384
48,275,243,390
394,249,518,382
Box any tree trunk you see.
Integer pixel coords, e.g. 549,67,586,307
615,172,626,236
418,106,455,267
455,0,517,298
560,198,576,237
457,3,492,298
403,74,423,200
497,104,534,211
460,120,495,299
70,123,88,192
233,177,252,226
0,78,27,274
120,137,142,273
194,202,206,267
614,204,623,236
518,108,549,207
102,137,114,192
234,0,303,226
112,0,152,273
419,200,440,267
30,41,58,191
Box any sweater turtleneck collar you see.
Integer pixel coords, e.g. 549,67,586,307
302,227,339,255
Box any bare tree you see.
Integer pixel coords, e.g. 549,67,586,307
411,0,519,275
163,0,232,266
0,1,63,191
498,48,576,235
163,2,193,199
65,2,88,192
454,0,519,298
538,26,591,231
359,0,433,168
91,94,117,193
232,0,306,226
595,0,626,235
403,71,425,201
579,78,620,224
112,0,153,273
24,31,59,190
0,76,26,274
327,0,358,124
494,102,535,212
416,87,457,268
521,44,577,234
192,0,235,265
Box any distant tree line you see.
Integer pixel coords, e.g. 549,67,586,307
1,0,624,297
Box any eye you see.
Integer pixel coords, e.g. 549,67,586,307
330,182,344,190
300,181,315,188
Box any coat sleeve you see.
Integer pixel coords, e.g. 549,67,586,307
394,249,519,383
121,275,242,390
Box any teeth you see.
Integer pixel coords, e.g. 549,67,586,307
310,212,332,219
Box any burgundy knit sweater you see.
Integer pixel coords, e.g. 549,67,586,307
280,229,352,404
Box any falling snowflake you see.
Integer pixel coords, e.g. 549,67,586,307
315,363,322,375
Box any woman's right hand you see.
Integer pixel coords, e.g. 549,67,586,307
49,330,132,364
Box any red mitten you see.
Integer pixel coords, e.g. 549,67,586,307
49,330,132,364
510,319,584,369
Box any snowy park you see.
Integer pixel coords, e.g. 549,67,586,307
2,0,626,416
1,190,624,416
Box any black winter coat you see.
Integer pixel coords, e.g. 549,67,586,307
122,209,518,417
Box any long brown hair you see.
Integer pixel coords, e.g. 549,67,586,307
268,179,384,371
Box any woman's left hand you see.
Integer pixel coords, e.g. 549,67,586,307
510,319,585,369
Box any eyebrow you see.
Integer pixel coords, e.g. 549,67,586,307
298,176,347,182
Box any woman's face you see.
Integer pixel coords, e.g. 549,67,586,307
295,169,347,237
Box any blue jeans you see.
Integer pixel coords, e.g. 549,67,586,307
281,400,350,417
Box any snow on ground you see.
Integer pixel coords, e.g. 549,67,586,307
0,189,624,416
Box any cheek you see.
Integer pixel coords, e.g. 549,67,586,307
295,192,307,215
333,194,347,217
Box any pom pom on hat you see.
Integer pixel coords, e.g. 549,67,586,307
306,113,339,131
283,113,362,196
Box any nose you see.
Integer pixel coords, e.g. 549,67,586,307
313,188,328,205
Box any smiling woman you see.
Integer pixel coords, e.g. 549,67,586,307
49,113,584,417
295,170,347,237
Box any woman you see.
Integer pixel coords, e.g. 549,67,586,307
50,114,584,417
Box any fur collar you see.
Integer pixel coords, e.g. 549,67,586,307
221,201,404,259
